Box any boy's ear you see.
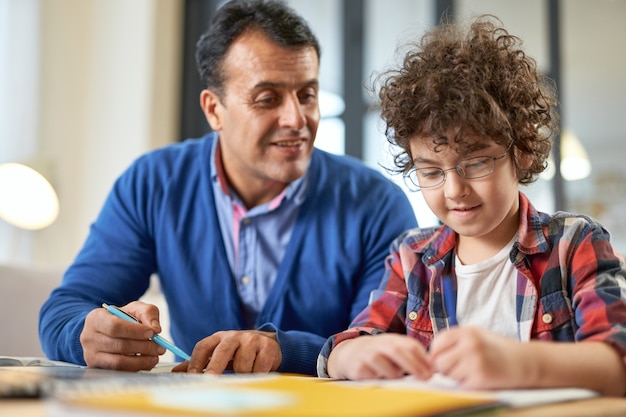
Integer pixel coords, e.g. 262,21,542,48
516,149,534,169
200,89,223,131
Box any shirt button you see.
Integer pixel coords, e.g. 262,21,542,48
241,276,250,285
542,313,553,324
242,218,251,225
408,311,418,320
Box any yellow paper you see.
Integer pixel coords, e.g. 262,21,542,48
57,374,499,417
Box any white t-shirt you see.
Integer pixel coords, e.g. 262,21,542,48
455,235,520,340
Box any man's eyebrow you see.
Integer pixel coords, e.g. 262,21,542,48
252,79,319,90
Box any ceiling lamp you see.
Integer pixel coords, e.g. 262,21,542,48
540,129,591,182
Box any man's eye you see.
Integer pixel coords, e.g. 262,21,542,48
299,91,317,102
256,96,277,105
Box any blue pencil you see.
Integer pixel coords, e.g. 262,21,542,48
102,303,191,361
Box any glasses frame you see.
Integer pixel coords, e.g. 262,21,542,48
405,141,514,191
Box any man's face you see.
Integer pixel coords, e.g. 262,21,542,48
201,31,320,206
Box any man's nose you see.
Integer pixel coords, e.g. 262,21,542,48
279,94,306,129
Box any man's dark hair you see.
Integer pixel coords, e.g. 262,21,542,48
196,0,321,98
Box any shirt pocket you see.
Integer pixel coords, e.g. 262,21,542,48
533,291,576,341
405,293,434,345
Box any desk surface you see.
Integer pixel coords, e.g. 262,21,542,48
2,365,626,416
4,397,626,416
495,397,626,416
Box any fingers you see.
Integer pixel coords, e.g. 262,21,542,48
186,337,216,374
124,301,162,334
390,339,433,380
430,327,475,384
80,305,166,371
86,351,161,372
185,330,281,375
347,353,410,380
328,334,433,380
429,326,518,389
80,332,164,372
202,340,235,375
171,361,189,373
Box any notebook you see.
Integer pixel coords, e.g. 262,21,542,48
0,365,122,398
0,360,177,398
49,373,502,417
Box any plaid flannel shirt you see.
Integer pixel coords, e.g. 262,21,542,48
318,192,626,377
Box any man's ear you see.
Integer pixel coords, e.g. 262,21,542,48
200,89,223,131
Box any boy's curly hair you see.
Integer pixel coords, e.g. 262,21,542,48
376,15,558,185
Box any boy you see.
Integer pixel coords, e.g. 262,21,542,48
318,16,626,396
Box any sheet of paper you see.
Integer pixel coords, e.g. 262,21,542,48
349,373,598,407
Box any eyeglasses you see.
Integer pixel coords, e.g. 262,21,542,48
405,142,513,191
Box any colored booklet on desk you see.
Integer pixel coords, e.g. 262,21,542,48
0,356,78,367
0,364,140,398
0,357,83,398
49,373,502,417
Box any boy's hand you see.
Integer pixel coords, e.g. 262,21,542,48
327,333,433,380
429,326,527,389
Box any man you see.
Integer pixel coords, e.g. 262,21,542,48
39,0,417,376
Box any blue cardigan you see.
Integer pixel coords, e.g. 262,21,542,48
39,133,418,375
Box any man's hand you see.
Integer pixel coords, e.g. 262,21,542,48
171,330,282,375
80,301,166,371
327,333,433,380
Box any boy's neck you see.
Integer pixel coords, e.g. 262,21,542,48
456,216,519,265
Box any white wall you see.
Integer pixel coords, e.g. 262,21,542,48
0,0,183,267
0,0,42,262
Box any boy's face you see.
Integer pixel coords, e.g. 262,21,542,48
410,136,521,257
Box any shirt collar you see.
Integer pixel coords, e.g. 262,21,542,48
515,192,550,255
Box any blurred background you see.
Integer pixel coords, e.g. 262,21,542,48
1,0,625,269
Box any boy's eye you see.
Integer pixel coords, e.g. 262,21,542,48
417,168,443,179
462,157,490,173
